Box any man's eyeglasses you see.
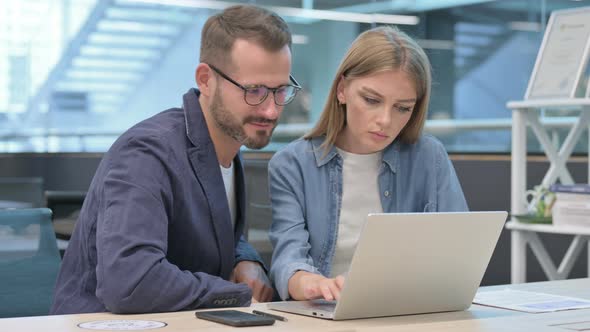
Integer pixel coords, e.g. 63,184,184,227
208,64,301,106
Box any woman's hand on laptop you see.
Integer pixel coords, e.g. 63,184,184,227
288,271,346,301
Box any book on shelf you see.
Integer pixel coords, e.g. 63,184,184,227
550,184,590,227
549,184,590,195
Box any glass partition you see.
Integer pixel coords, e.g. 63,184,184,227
1,0,588,153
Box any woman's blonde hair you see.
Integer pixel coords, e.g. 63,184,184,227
304,26,431,151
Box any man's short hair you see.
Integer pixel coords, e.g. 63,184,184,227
200,5,292,68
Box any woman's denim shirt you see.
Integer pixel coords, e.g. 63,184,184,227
268,135,468,300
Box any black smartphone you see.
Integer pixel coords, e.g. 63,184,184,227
195,309,276,327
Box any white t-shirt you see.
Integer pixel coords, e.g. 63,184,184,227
220,162,236,229
330,148,383,277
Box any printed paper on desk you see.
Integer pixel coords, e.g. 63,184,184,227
473,289,590,313
550,321,590,331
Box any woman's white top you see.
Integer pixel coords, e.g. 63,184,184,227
330,148,383,277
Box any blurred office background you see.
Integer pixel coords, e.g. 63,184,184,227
1,0,590,288
2,0,590,153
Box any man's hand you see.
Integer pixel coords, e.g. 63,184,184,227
288,271,346,301
231,261,274,302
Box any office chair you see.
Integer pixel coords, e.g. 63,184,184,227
0,208,61,318
243,159,273,266
0,177,44,209
44,190,86,241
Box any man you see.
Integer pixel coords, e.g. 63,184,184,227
51,4,300,314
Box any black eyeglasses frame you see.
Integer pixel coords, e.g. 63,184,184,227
208,64,302,106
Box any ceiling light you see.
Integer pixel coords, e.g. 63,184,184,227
122,0,419,25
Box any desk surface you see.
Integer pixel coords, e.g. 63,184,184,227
1,278,589,331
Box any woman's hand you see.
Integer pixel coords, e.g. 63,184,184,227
288,271,346,301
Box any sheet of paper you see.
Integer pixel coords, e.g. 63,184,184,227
550,321,590,331
474,289,590,313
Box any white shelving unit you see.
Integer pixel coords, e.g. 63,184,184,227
505,6,590,283
507,98,590,283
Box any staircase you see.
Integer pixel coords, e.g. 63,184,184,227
26,0,207,117
454,21,514,79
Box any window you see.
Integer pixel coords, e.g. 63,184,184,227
1,0,588,153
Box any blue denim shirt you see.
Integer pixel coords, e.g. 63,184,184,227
268,134,468,300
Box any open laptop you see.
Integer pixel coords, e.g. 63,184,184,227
267,211,507,320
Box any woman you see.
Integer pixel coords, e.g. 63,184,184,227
268,26,468,302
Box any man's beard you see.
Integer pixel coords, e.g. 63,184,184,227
209,87,276,149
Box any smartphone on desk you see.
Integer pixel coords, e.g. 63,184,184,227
195,309,275,327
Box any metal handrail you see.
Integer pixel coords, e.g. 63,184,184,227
0,116,583,152
0,116,581,140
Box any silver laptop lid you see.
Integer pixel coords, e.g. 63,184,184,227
333,211,507,320
267,211,507,320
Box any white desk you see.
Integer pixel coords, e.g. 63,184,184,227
509,98,590,283
0,278,589,332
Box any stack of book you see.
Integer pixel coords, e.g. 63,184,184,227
550,184,590,228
